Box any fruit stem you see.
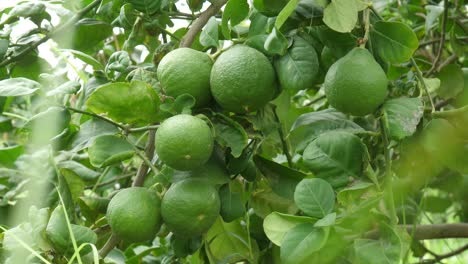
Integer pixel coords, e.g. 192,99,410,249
359,7,371,48
98,233,120,257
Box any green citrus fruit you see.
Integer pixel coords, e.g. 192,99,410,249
253,0,288,17
157,48,213,107
155,114,214,170
210,45,277,113
324,47,388,116
106,187,162,242
161,179,220,236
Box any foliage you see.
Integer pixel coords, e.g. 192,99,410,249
0,0,467,263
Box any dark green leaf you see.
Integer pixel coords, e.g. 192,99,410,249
212,113,248,158
0,145,23,168
302,131,367,187
254,155,306,200
88,135,134,167
219,184,246,222
274,36,319,91
264,27,289,56
222,0,249,38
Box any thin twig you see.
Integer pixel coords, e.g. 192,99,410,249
365,223,468,240
421,243,468,264
179,0,228,48
411,58,435,112
272,106,293,168
0,0,102,67
131,130,157,187
65,106,127,130
85,173,134,189
432,105,468,117
425,0,449,76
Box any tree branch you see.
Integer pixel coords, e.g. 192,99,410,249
0,0,103,68
421,243,468,264
99,129,157,258
179,0,228,48
425,0,449,76
365,224,468,240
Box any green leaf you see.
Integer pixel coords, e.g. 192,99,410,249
353,239,401,264
436,64,464,99
200,17,219,48
62,49,104,71
381,97,423,140
289,109,364,152
323,0,358,33
254,155,306,200
57,161,100,181
0,78,40,96
302,131,367,187
25,107,71,141
71,119,119,151
251,186,298,218
0,39,9,60
450,26,467,57
105,51,131,74
46,81,81,97
280,224,329,264
275,0,300,29
212,113,248,158
314,212,336,227
45,205,97,254
0,145,23,168
86,80,160,125
219,184,246,222
424,196,452,213
370,21,419,63
53,19,113,52
294,178,335,218
206,217,259,263
425,5,444,34
124,0,161,14
88,135,134,167
263,212,316,246
264,27,289,56
337,181,374,207
222,0,249,38
172,156,230,186
274,36,319,91
60,169,85,202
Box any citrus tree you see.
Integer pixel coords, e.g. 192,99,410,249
0,0,467,263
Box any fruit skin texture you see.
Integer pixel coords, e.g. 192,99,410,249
253,0,288,17
210,45,277,113
155,114,214,170
161,179,220,237
324,47,388,116
157,48,213,107
106,187,162,242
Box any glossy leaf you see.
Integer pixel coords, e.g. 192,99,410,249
86,80,160,125
302,131,367,187
219,184,246,222
200,17,219,48
370,21,419,63
436,64,464,99
294,178,335,218
274,36,319,91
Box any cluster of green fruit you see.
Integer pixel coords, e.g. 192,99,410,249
105,34,390,242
